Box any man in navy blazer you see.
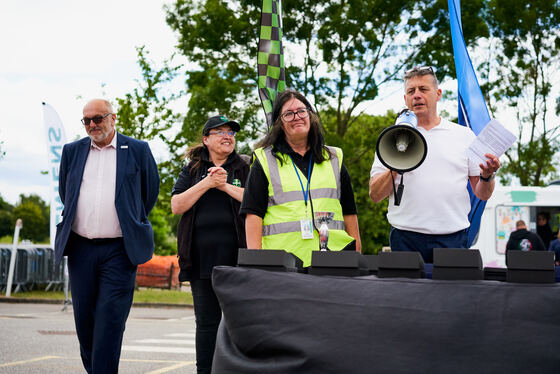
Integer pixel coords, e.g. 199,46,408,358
55,98,159,373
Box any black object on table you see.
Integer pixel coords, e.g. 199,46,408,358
308,251,369,277
377,251,425,278
432,248,483,280
506,250,555,283
237,248,303,273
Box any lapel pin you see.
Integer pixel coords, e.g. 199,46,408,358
120,145,128,149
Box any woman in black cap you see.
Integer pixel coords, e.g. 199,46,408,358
171,115,249,374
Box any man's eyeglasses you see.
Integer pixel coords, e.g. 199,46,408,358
280,108,310,122
81,113,112,126
208,130,236,137
404,66,435,79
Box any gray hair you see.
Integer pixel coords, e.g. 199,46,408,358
404,66,439,87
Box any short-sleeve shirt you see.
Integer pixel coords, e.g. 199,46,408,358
370,118,479,235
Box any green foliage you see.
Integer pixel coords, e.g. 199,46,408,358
114,46,185,254
149,206,177,255
411,0,488,81
7,288,193,305
0,195,14,238
133,288,193,305
484,0,560,185
116,46,183,142
165,0,465,139
323,111,395,253
12,194,49,243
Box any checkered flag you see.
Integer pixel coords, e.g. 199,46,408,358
258,0,286,128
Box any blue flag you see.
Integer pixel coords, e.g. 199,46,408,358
448,0,491,246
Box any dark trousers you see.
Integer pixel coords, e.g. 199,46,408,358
389,227,468,263
67,232,137,374
190,278,222,374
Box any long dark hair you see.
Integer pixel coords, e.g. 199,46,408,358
184,143,207,172
256,89,331,164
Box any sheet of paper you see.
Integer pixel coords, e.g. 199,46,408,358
465,119,517,165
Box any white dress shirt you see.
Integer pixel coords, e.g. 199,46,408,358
72,133,122,238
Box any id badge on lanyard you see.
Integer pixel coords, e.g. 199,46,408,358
300,206,314,239
290,154,314,240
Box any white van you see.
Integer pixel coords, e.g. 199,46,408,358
472,185,560,268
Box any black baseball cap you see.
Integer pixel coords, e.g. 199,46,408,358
202,115,240,135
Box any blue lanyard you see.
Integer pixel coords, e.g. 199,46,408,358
289,154,313,206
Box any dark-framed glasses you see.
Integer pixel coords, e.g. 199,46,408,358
81,113,112,126
208,130,236,137
281,108,310,122
404,66,435,79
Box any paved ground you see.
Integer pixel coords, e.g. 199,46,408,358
0,302,197,373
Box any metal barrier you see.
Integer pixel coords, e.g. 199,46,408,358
0,247,11,287
0,245,63,293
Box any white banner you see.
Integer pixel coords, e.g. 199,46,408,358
42,102,67,247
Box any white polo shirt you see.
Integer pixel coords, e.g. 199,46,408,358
371,118,479,234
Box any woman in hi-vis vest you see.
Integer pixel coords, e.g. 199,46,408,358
240,89,361,267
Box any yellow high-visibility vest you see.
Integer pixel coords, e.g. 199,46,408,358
254,146,354,266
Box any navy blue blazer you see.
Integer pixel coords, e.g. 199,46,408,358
54,133,160,266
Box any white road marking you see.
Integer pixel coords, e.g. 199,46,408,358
122,345,196,354
134,339,195,345
164,333,195,338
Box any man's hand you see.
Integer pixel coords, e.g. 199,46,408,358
480,153,501,178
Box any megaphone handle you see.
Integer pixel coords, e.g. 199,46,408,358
391,172,405,206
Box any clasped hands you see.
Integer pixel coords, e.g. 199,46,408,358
204,166,228,190
480,153,501,178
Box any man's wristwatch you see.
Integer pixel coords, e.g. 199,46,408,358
480,173,495,182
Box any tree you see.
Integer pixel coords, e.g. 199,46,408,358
114,46,184,254
12,194,49,243
483,0,560,186
323,111,396,253
148,206,177,255
165,0,466,139
0,195,14,239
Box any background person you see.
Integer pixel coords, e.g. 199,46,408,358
241,89,361,267
506,220,546,252
369,66,500,263
537,211,553,249
548,230,560,265
55,99,159,373
171,115,248,374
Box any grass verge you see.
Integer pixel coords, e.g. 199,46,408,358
1,287,192,305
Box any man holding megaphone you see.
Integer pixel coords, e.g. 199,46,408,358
369,66,500,263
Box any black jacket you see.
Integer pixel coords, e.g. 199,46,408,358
174,149,249,281
506,229,546,252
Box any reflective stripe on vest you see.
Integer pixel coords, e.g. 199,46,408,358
262,219,346,236
263,146,341,206
254,146,354,266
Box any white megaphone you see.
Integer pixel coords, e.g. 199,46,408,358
375,109,427,205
